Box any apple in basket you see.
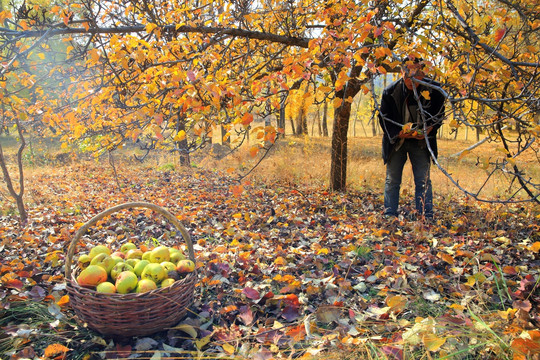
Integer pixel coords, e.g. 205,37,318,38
88,245,111,259
141,263,167,283
120,242,137,254
115,271,138,294
136,278,158,293
96,281,116,293
110,262,134,281
133,260,150,277
160,261,176,273
170,248,186,263
90,253,116,274
176,259,195,274
125,249,144,260
149,245,170,263
160,278,175,288
77,265,108,287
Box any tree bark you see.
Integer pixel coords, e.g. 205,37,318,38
322,100,329,137
330,100,352,191
0,119,27,223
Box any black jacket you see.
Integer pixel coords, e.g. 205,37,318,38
378,77,446,164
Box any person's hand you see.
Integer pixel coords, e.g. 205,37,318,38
398,125,433,139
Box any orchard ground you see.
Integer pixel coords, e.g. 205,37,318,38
0,134,539,359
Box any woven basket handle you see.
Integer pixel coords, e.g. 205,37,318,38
65,202,194,279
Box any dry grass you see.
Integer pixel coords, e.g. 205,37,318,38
197,134,538,203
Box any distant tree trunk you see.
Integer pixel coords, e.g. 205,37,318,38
322,100,329,137
295,97,307,135
317,104,322,136
371,78,378,136
278,93,287,137
0,119,27,224
289,117,296,135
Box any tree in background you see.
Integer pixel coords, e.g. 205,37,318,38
0,0,538,220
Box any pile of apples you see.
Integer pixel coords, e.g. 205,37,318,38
74,243,195,294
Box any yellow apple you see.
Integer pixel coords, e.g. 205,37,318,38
110,262,134,281
125,249,143,259
141,263,167,283
160,278,176,288
149,246,170,263
90,253,116,274
142,251,152,261
160,261,176,273
176,259,196,274
96,281,116,293
115,271,138,294
77,254,92,269
120,242,137,254
111,251,125,259
136,279,157,293
88,245,111,259
77,265,108,287
169,248,186,263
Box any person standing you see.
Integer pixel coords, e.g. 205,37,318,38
378,57,446,219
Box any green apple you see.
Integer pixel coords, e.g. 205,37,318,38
141,263,167,283
88,245,111,259
111,255,124,264
160,278,175,288
96,281,116,293
133,260,150,277
136,279,157,293
125,258,140,268
115,271,138,294
110,262,134,281
169,248,186,263
120,242,137,254
160,261,176,273
90,253,116,274
149,246,170,263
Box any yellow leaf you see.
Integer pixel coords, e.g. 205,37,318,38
195,335,211,350
423,333,446,352
333,98,343,108
274,256,287,265
421,90,431,100
387,295,407,311
457,150,470,162
173,130,186,142
531,242,540,253
171,324,198,338
222,343,235,355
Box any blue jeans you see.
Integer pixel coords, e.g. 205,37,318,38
384,139,433,217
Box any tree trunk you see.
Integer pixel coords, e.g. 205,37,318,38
330,100,353,191
0,119,27,223
278,93,287,137
322,100,329,137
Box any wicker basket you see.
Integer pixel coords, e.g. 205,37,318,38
65,202,197,337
